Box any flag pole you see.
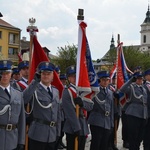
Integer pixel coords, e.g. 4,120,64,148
75,8,84,150
25,18,38,150
114,34,120,146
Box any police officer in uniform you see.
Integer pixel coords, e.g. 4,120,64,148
23,61,61,150
11,67,21,90
143,69,150,150
55,74,67,149
62,65,94,150
120,71,148,150
0,60,25,150
17,61,29,91
88,71,114,150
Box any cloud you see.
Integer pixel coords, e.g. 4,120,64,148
0,0,148,60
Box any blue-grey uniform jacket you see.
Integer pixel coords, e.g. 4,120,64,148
144,81,150,118
23,80,61,143
62,84,94,136
120,78,148,119
88,86,114,130
0,86,25,150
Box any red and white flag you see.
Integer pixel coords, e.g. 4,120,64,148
29,35,64,99
76,21,99,101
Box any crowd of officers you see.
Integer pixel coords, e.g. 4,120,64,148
0,60,150,150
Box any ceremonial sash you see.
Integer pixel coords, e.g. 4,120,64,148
17,80,28,90
68,86,87,118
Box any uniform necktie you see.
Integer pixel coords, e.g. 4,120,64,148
103,88,106,95
4,88,10,98
47,87,53,98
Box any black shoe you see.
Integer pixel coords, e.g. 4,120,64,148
123,141,129,148
58,144,64,149
60,142,67,148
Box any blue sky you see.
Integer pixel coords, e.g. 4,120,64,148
0,0,148,60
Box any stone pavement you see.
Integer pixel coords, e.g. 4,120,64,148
61,122,143,150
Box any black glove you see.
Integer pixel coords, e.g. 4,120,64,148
74,130,80,137
34,72,41,82
74,97,83,107
17,144,25,150
131,76,137,82
113,92,119,99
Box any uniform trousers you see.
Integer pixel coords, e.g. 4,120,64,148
121,111,129,143
90,125,111,150
127,115,147,150
66,133,86,150
29,138,56,150
143,117,150,150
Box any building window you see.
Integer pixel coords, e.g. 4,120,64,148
0,46,2,52
0,31,2,39
143,35,146,43
8,47,17,55
9,33,19,44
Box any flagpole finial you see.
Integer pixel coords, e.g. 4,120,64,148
117,34,120,44
77,9,84,20
26,17,38,36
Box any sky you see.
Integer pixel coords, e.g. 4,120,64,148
0,0,148,60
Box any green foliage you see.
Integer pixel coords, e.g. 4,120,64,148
123,46,150,71
53,44,77,73
107,45,150,72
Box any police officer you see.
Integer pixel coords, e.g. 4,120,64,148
55,74,67,149
11,67,21,90
108,74,119,150
0,60,25,150
143,69,150,150
62,65,94,150
120,71,148,150
23,61,61,150
11,67,21,81
88,71,114,150
17,61,29,91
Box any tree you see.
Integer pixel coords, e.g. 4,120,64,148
123,46,150,71
107,45,150,72
53,44,77,73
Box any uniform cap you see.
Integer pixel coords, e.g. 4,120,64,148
66,65,76,76
37,61,55,72
97,71,110,79
0,60,12,72
133,71,143,78
12,67,20,75
18,61,29,70
60,74,67,80
144,69,150,76
55,65,61,73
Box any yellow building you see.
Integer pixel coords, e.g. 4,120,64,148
0,18,21,65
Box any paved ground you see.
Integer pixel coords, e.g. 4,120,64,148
62,122,143,150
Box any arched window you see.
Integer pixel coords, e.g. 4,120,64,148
143,35,146,43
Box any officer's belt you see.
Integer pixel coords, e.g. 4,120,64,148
0,124,17,131
33,118,57,127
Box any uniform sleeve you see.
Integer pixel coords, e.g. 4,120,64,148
18,92,26,145
23,80,39,104
62,89,81,132
82,99,94,111
119,78,133,95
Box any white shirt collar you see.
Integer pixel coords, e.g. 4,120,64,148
40,82,52,91
0,84,11,93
